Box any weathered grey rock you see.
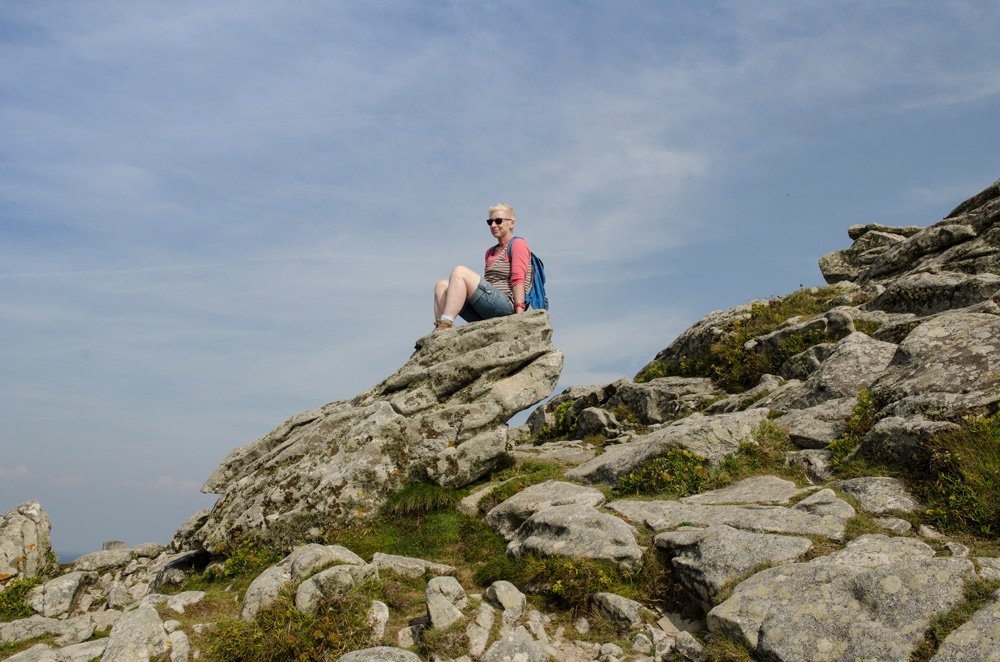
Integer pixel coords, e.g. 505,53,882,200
636,300,768,377
425,576,468,629
101,605,168,662
168,510,210,552
871,312,1000,419
944,542,970,558
876,517,912,533
485,480,607,541
708,535,974,661
706,374,788,414
680,475,814,506
820,230,911,284
655,525,812,609
760,332,898,411
130,542,166,559
289,545,365,582
5,644,56,662
368,600,390,644
920,524,947,540
930,588,1000,661
849,223,924,240
632,633,653,654
484,580,526,621
526,380,627,437
338,646,423,662
163,620,181,633
977,557,1000,580
72,549,132,573
182,311,563,550
0,615,94,647
869,271,1000,316
102,541,126,551
575,407,620,438
833,476,922,514
147,550,206,591
506,504,642,571
91,610,121,633
778,343,838,381
861,415,960,467
480,626,548,662
610,488,855,541
371,553,454,579
241,544,327,621
56,639,109,662
27,571,98,618
674,631,706,662
785,449,835,483
591,593,652,629
396,624,423,648
779,397,855,449
294,563,378,616
166,591,205,614
128,582,150,601
168,629,190,662
566,409,769,486
604,377,724,425
864,224,979,282
0,501,52,585
467,603,494,657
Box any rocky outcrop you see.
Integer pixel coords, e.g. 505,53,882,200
175,310,562,551
0,501,52,585
708,535,975,661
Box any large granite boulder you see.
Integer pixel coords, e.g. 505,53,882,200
870,311,1000,420
603,377,725,425
485,480,606,541
0,501,52,585
175,311,562,550
708,535,976,662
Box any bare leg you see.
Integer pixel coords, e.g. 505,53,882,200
433,265,481,320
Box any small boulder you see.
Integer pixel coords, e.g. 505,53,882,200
0,501,52,585
295,563,378,616
27,571,98,618
338,646,423,662
480,626,548,662
371,553,454,579
591,593,652,629
484,580,526,621
425,576,467,629
832,477,923,514
100,606,169,662
485,480,607,541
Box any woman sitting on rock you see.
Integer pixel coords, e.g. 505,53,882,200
433,203,534,331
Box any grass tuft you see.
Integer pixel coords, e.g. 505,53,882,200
0,576,42,622
383,483,460,517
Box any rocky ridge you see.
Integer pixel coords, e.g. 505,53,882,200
2,178,1000,661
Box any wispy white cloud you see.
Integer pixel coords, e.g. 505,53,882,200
0,466,29,479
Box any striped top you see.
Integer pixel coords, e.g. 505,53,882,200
484,238,533,304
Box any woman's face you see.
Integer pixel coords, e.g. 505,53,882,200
488,211,514,241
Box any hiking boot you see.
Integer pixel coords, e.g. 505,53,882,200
433,319,455,332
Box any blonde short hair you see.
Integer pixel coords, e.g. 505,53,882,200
488,203,516,219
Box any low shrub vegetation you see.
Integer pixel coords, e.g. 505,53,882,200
535,399,577,442
0,575,42,622
828,389,878,469
617,421,800,498
915,413,1000,536
635,287,842,392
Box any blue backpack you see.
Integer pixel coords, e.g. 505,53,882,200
506,236,548,311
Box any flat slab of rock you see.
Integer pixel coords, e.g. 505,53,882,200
778,397,855,449
655,525,812,609
931,588,1000,661
485,480,606,540
338,646,423,662
708,535,975,662
371,553,454,579
0,615,94,647
833,477,923,514
610,488,855,541
680,475,814,506
506,504,642,571
177,311,563,550
510,439,597,466
566,409,770,486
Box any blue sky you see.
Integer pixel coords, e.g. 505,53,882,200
2,1,999,557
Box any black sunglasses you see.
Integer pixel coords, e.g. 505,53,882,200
486,218,512,226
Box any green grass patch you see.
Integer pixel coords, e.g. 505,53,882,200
915,414,1000,536
635,287,842,392
616,421,802,498
829,389,878,470
910,577,1000,662
605,403,650,435
0,575,42,622
701,633,763,661
853,319,883,336
206,584,375,661
219,540,285,579
383,482,460,517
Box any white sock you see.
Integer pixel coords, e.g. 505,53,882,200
440,315,455,323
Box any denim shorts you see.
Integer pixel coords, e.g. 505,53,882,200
460,279,514,322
